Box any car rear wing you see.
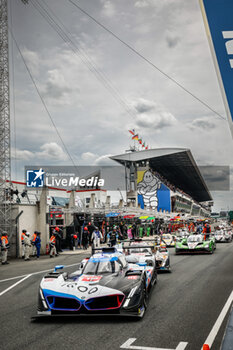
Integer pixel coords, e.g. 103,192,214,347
122,245,156,250
122,239,158,243
92,246,118,253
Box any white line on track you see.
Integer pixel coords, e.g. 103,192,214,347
120,338,188,350
0,274,32,296
201,290,233,349
0,262,80,283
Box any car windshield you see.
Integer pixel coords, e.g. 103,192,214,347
159,247,167,252
187,236,203,243
129,246,152,254
83,259,121,275
162,235,171,239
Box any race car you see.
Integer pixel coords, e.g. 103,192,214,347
155,245,171,272
119,239,171,273
161,233,176,247
119,239,158,274
37,247,157,319
175,234,215,254
214,229,232,243
175,229,189,242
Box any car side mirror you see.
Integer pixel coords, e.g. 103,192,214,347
54,265,64,272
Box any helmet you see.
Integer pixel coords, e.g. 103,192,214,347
25,232,30,236
73,234,77,239
55,227,59,232
2,231,7,236
84,227,88,231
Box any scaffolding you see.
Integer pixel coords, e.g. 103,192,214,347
0,0,11,233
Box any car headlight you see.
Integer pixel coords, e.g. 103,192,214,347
39,288,48,309
123,285,141,307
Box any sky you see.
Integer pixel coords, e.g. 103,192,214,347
8,0,233,211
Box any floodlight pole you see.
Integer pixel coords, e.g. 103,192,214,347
0,0,11,233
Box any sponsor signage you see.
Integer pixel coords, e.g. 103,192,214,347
200,0,233,137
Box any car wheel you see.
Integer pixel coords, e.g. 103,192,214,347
137,281,148,319
151,270,157,286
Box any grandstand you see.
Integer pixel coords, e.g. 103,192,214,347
110,148,213,217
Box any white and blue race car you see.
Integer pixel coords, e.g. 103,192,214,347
37,247,157,319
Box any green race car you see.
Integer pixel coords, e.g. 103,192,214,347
175,234,215,254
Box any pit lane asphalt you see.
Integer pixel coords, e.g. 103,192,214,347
1,244,233,350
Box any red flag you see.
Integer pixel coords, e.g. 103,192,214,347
145,145,148,150
138,138,142,144
128,130,135,135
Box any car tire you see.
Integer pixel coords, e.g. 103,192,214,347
137,281,148,319
151,269,157,286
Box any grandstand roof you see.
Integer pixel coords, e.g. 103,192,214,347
110,148,212,203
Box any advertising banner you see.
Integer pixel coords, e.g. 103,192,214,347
137,169,171,212
200,0,233,137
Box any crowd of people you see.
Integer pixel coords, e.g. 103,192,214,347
69,221,164,252
152,170,209,213
0,219,213,265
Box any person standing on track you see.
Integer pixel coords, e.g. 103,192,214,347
35,232,41,259
139,225,144,238
24,232,31,261
146,225,151,237
31,231,37,257
21,229,26,259
82,226,89,250
109,227,118,247
50,231,57,258
1,231,10,265
91,227,102,249
203,221,211,241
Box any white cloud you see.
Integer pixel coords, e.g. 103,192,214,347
22,48,40,76
12,148,34,161
42,69,73,105
165,34,180,48
132,98,177,131
101,0,116,17
13,143,68,162
94,154,114,165
134,0,149,8
37,142,68,160
191,117,216,130
81,152,97,161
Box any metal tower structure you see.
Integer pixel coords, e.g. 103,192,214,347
0,0,11,233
